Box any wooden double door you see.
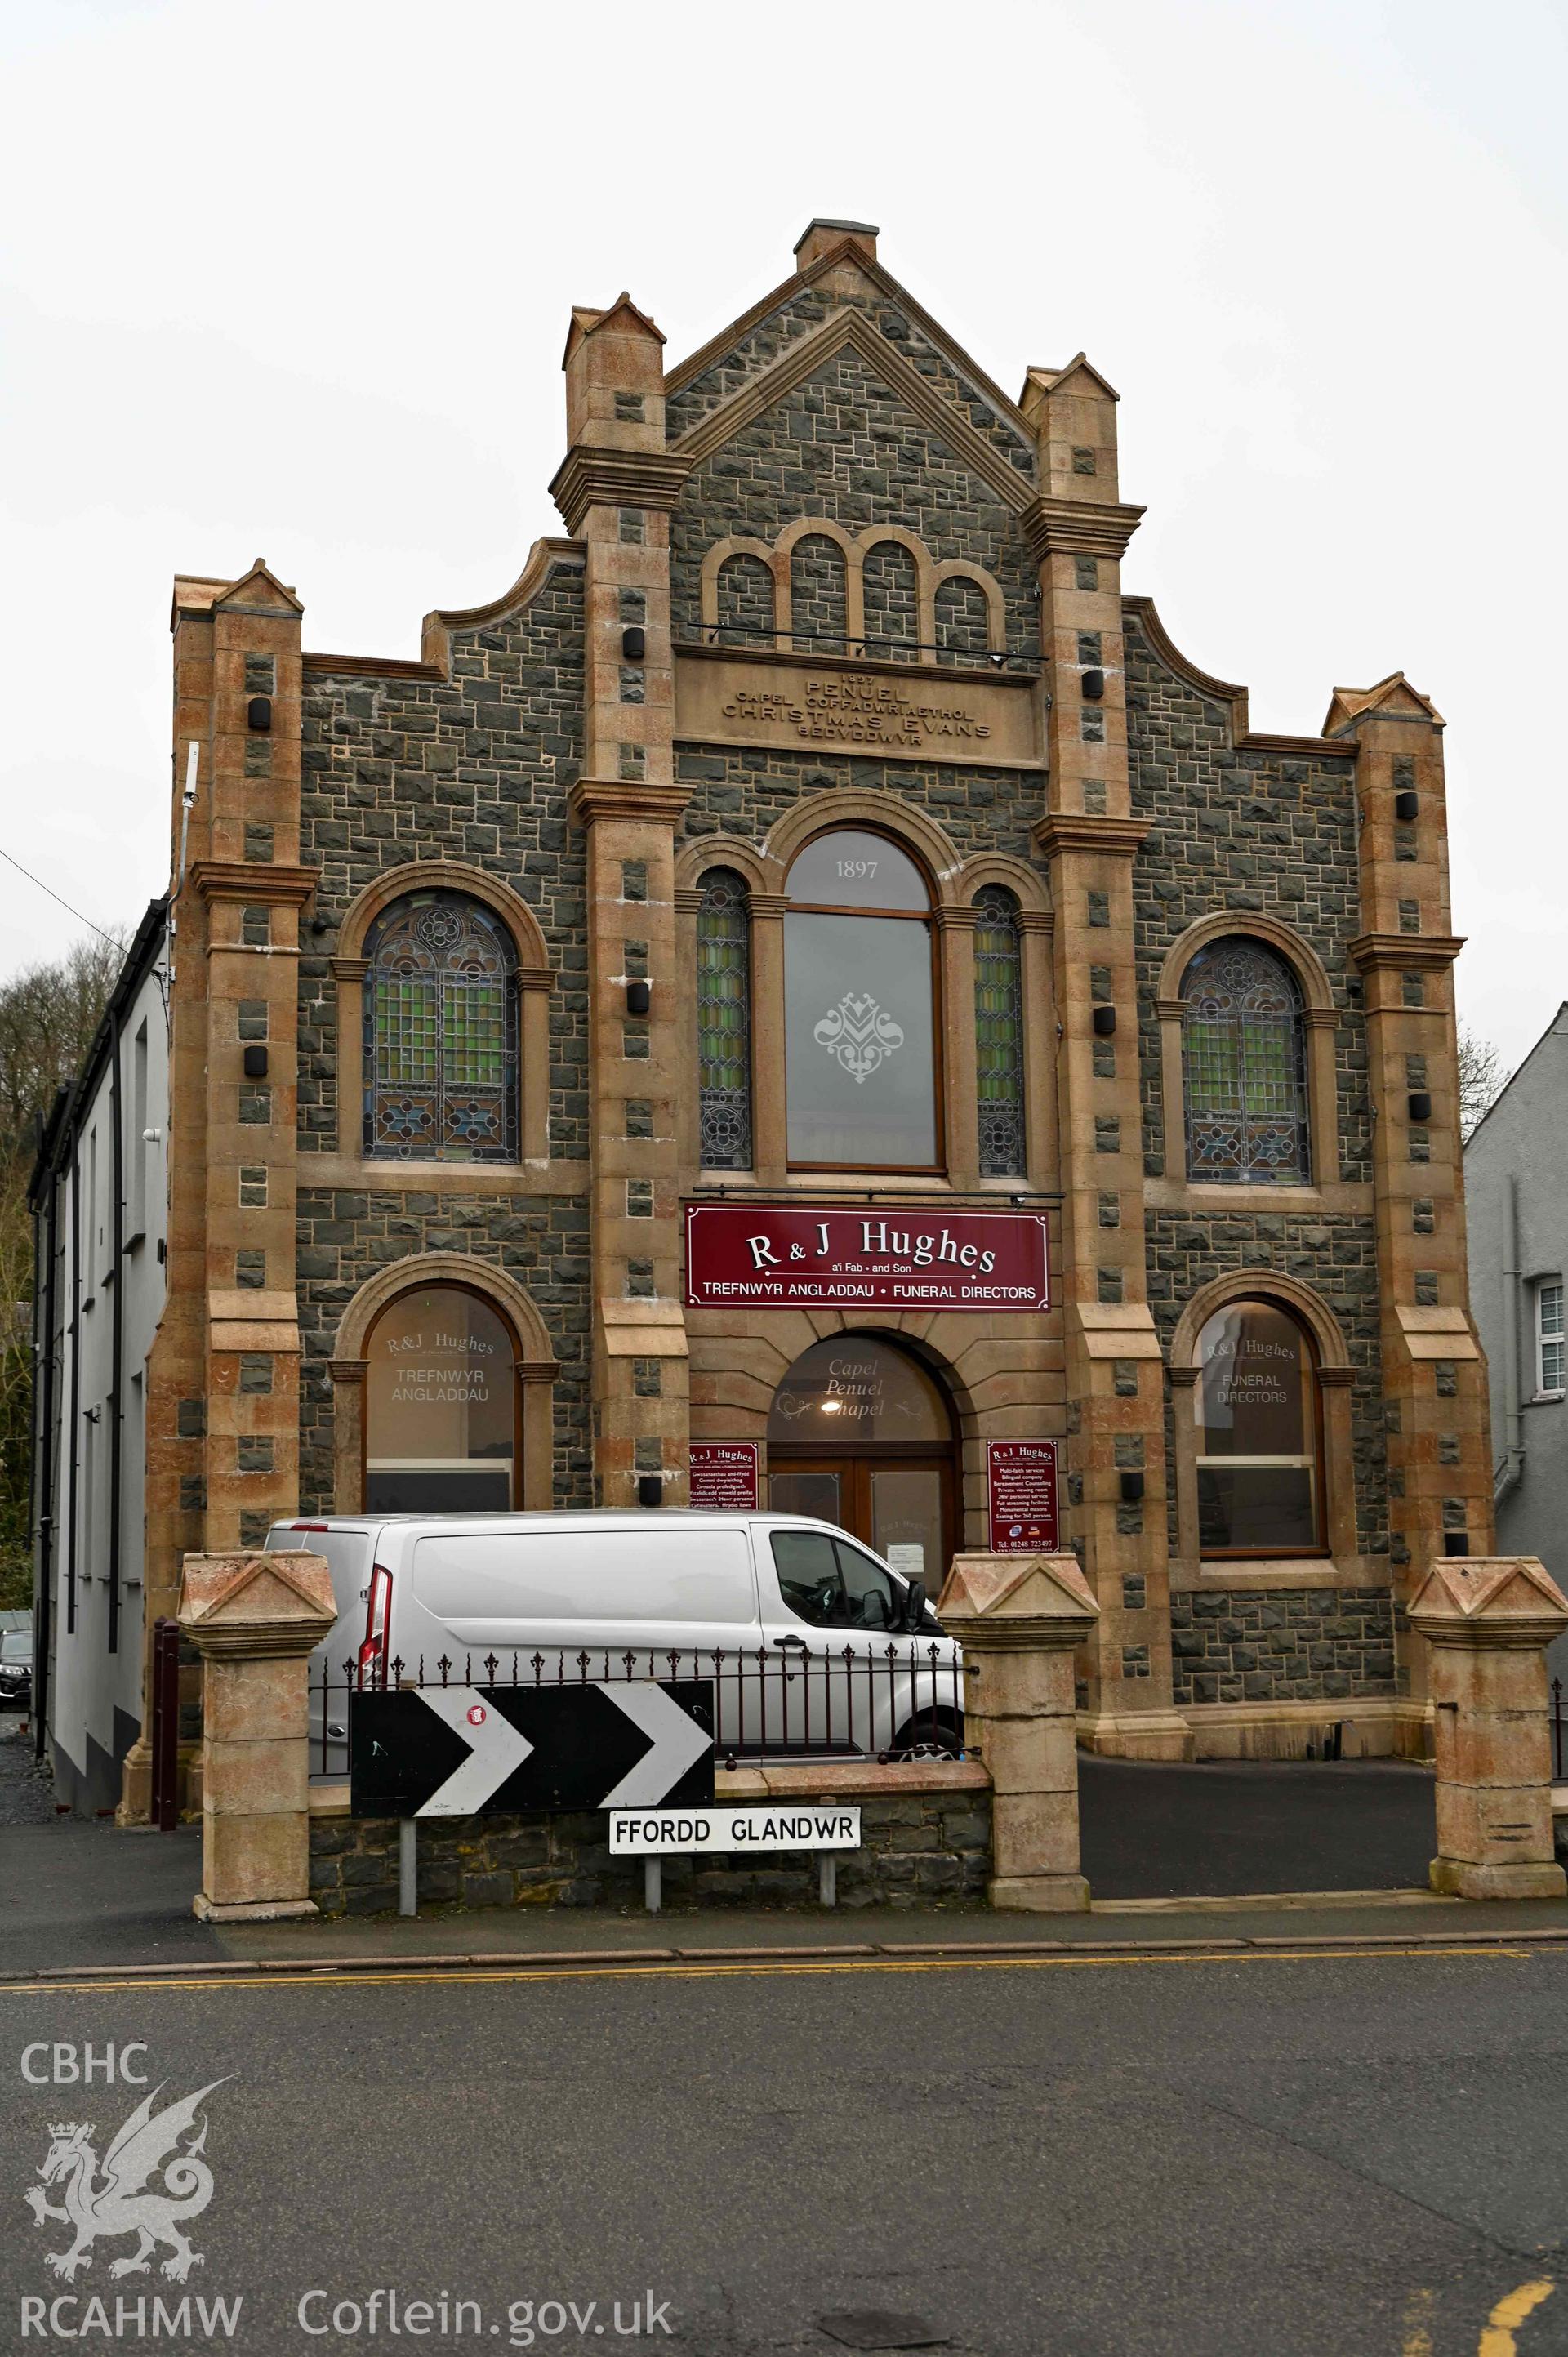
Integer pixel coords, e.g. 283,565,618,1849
768,1452,954,1597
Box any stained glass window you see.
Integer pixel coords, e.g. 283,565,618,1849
974,886,1025,1177
1182,938,1309,1183
364,893,517,1160
697,871,752,1170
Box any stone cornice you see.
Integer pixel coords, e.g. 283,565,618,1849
1022,495,1145,563
191,861,316,909
1348,931,1466,974
549,446,693,533
1032,814,1150,862
567,779,691,828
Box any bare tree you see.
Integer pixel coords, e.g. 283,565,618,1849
1458,1023,1509,1140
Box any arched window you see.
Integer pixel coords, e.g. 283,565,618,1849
1193,1297,1323,1555
364,1284,519,1511
364,891,517,1160
784,829,938,1170
1182,938,1308,1183
973,886,1024,1178
790,534,848,656
697,869,753,1170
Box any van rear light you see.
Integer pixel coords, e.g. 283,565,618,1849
292,1522,329,1532
358,1563,393,1687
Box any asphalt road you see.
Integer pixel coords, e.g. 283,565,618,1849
4,1946,1568,2356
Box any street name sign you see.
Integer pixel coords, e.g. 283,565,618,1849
351,1681,715,1818
609,1805,862,1855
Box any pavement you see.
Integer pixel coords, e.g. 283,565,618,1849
7,1934,1568,2352
10,1724,1568,2350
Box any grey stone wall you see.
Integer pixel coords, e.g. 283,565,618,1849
1170,1588,1396,1705
1125,611,1368,1185
293,556,592,1511
666,283,1035,483
297,556,587,1159
1125,608,1390,1574
715,552,775,648
310,1787,992,1914
670,344,1040,657
676,745,1044,871
295,1189,591,1516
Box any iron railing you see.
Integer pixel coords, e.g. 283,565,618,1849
310,1640,967,1785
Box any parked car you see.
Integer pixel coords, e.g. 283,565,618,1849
0,1629,33,1707
265,1512,961,1777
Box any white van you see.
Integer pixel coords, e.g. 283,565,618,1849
265,1512,962,1778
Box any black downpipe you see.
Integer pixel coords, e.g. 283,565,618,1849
66,1138,80,1637
108,1018,124,1655
32,1165,58,1760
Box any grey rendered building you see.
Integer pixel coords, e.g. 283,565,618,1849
1465,1005,1568,1682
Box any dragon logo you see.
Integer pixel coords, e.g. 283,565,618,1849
25,2080,227,2283
813,993,904,1084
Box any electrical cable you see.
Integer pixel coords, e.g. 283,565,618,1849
0,841,122,949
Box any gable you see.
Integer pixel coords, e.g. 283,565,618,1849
666,279,1034,480
668,341,1040,653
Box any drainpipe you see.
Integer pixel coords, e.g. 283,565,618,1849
107,1011,124,1656
66,1140,81,1637
1496,1170,1526,1507
32,1157,58,1761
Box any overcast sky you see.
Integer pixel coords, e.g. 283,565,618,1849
2,0,1564,1072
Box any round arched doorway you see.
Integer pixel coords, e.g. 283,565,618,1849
363,1283,520,1512
767,1334,956,1587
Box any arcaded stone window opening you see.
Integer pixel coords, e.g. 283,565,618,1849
973,886,1025,1177
715,553,775,649
862,539,919,662
790,533,849,656
934,576,991,665
1182,938,1309,1183
364,891,518,1161
697,869,753,1170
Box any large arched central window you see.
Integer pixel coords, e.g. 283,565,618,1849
364,891,518,1160
1194,1298,1322,1555
783,829,939,1170
1182,938,1308,1183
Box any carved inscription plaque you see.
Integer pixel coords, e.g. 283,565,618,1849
675,651,1043,771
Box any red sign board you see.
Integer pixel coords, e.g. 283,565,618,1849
987,1441,1060,1553
688,1441,760,1511
685,1205,1049,1314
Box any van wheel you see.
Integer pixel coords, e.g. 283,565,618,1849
889,1715,964,1762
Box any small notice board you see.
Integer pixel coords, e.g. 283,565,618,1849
987,1440,1060,1553
688,1441,760,1510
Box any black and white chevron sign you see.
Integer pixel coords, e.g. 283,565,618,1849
350,1680,715,1818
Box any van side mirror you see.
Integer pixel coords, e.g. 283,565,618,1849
903,1579,927,1633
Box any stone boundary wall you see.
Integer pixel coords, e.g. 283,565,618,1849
309,1762,991,1915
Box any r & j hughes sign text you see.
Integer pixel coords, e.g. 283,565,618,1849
684,1205,1049,1312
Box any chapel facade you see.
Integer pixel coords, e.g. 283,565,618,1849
117,216,1490,1807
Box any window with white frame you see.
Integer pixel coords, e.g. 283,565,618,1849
1537,1280,1565,1397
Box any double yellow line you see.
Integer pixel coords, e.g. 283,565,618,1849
0,1940,1546,1997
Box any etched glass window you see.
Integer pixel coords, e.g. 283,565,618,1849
697,869,753,1170
365,893,517,1160
1182,938,1309,1183
974,886,1025,1177
783,830,938,1170
365,1285,516,1511
1194,1299,1321,1554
